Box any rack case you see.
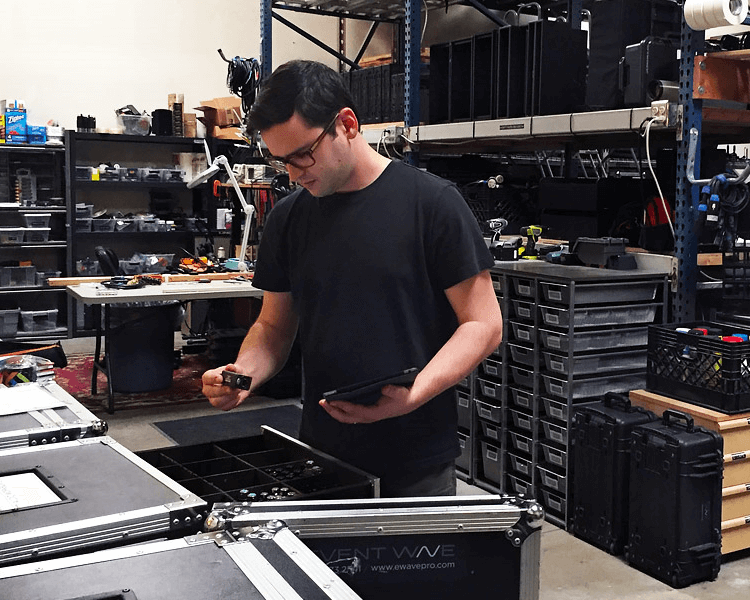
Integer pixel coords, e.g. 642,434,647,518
0,436,207,566
0,381,107,450
0,525,362,599
205,494,543,600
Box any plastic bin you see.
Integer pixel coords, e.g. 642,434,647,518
36,270,61,287
539,442,567,469
118,113,151,135
76,204,94,218
475,398,502,424
141,253,174,273
542,348,647,376
479,419,501,441
508,452,533,478
537,464,567,494
75,218,93,232
114,218,137,232
539,280,658,306
0,309,20,337
0,266,37,287
509,408,534,433
457,389,471,429
21,212,51,228
23,227,51,243
508,431,533,455
509,343,534,366
481,357,502,378
119,259,142,275
476,376,502,400
509,320,535,344
20,309,58,331
76,259,101,276
541,372,646,400
647,321,750,413
539,303,659,329
91,218,116,232
456,431,471,472
511,299,535,321
480,441,502,485
539,326,649,353
0,227,25,244
509,386,534,410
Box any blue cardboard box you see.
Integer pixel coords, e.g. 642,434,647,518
28,125,46,145
5,109,27,143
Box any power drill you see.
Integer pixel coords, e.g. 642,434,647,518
519,225,542,259
487,218,523,261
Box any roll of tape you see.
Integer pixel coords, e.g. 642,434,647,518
684,0,749,31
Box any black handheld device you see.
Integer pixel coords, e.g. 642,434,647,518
221,371,252,391
322,367,420,405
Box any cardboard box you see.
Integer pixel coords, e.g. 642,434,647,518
207,124,244,140
5,110,27,143
28,124,46,145
195,96,242,128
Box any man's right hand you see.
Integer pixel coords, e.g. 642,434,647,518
202,364,251,411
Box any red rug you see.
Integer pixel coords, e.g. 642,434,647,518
55,353,217,411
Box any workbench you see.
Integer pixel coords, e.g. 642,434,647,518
64,277,263,413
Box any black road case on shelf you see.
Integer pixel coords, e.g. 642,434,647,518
205,494,543,600
625,410,724,588
0,525,363,600
136,426,379,503
0,436,207,567
570,392,657,554
0,381,107,450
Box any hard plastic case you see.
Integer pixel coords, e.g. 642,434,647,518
570,392,657,554
0,524,362,600
625,410,724,588
0,436,207,566
205,494,543,600
0,381,107,450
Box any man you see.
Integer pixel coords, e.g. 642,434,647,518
202,60,503,497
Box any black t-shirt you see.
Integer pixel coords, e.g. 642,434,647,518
252,160,494,477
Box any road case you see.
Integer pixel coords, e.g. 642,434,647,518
136,426,379,504
0,436,207,566
0,525,362,600
0,381,107,450
625,410,723,588
205,494,543,600
570,392,657,554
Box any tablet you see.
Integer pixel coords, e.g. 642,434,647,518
322,367,420,405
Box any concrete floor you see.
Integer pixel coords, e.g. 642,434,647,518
58,336,750,600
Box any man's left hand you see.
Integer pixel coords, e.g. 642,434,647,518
319,383,417,424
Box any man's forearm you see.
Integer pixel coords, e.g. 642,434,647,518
233,319,296,392
409,319,503,409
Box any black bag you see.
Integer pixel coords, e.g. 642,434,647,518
570,392,657,554
626,410,723,588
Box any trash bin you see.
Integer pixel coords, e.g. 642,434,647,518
107,302,181,393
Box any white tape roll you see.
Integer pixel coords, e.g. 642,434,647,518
684,0,749,30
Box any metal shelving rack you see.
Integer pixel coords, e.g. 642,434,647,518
0,144,68,341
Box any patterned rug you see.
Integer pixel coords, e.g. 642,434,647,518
55,353,216,411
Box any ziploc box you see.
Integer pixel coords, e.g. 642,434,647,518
5,100,27,144
28,125,46,145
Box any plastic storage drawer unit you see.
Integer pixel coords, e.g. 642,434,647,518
20,309,58,332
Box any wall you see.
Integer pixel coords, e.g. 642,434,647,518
1,1,338,132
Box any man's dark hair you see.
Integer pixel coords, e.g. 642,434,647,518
247,60,358,132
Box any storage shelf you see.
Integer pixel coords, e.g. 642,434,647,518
0,144,64,153
0,286,66,294
0,242,67,249
73,180,190,189
67,132,204,147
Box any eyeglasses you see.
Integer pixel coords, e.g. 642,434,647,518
264,113,340,171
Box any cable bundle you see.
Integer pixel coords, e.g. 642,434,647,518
218,49,261,117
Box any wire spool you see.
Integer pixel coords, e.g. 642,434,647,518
684,0,748,30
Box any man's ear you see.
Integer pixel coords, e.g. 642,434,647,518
339,108,359,138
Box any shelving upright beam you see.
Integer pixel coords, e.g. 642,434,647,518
674,18,705,322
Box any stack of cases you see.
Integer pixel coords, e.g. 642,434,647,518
470,262,667,528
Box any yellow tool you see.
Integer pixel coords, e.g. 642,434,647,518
519,225,542,259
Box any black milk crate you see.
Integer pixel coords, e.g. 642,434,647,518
647,322,750,414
